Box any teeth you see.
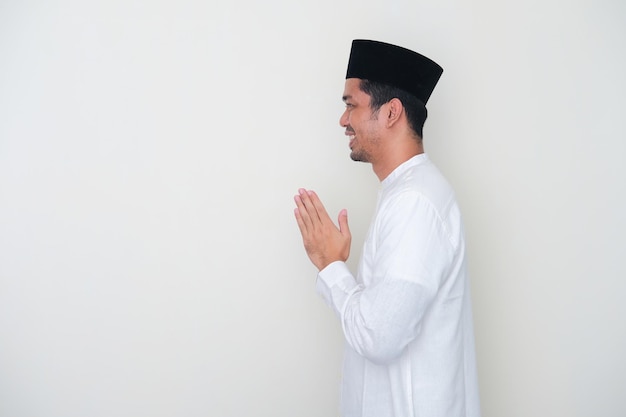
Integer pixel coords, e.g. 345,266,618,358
349,135,355,140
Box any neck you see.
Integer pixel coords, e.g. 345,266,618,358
372,140,424,181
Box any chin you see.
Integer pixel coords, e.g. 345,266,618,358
350,151,368,163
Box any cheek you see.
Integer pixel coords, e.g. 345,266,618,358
351,113,365,130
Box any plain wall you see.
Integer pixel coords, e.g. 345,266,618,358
1,1,625,416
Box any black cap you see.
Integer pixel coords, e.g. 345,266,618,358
345,39,443,104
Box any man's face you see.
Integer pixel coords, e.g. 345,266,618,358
340,78,382,163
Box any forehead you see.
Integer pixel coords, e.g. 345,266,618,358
342,78,370,103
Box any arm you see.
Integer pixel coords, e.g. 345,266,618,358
316,192,454,364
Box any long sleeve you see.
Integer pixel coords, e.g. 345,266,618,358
316,155,480,417
316,190,457,365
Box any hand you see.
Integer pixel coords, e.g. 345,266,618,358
294,188,351,271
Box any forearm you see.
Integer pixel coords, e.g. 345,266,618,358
316,262,435,365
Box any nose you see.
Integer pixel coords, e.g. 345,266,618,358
339,108,349,127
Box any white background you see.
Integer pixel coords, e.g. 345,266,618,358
1,1,625,416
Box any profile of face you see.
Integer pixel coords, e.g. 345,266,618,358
339,78,383,163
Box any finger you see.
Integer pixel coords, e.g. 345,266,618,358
298,189,321,223
338,209,351,238
306,190,332,225
294,207,309,237
294,194,313,232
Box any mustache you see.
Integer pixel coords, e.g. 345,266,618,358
345,127,355,135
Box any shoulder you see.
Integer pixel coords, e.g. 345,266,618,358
380,160,464,248
383,158,455,212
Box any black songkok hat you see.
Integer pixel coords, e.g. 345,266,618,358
345,39,443,105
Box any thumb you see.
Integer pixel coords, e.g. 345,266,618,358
338,209,351,237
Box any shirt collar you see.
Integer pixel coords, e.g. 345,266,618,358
381,153,429,188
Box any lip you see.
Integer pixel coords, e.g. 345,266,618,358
345,127,356,148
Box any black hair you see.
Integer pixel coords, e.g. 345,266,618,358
359,79,428,139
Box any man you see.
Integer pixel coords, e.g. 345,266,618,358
293,39,480,417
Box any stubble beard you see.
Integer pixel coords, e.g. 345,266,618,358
350,148,370,163
349,131,377,163
348,115,378,163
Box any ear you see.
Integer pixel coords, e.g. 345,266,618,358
385,98,403,128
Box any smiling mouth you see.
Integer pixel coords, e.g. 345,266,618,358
346,129,355,147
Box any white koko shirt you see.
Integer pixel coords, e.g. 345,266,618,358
316,154,480,417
